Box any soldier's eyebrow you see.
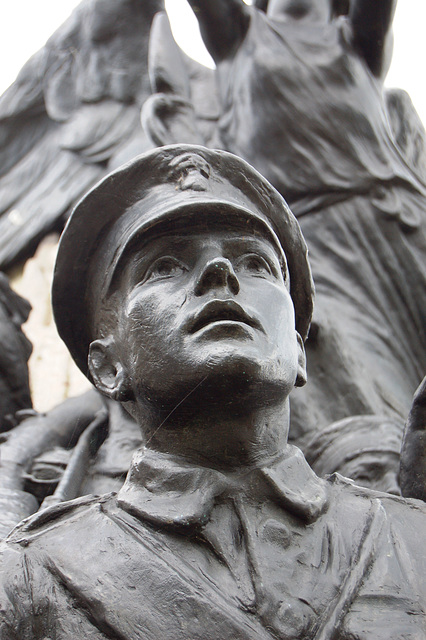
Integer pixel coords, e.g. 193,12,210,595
224,234,279,253
224,235,288,280
126,236,191,278
132,235,189,260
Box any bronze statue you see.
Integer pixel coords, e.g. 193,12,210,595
1,145,424,639
0,0,423,442
0,0,423,538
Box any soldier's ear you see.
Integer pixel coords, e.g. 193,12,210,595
88,337,134,402
295,332,307,388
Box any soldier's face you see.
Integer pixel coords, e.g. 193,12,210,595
338,452,401,496
107,218,303,407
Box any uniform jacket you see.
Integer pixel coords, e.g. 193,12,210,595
1,445,425,639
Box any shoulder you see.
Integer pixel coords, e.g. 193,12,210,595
0,493,120,606
0,491,166,586
324,474,425,588
4,493,117,548
326,472,426,513
0,494,122,638
325,473,426,555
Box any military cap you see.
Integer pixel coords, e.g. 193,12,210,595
52,144,314,378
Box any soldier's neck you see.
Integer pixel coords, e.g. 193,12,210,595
140,399,290,472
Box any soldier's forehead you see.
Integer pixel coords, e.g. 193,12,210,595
116,214,288,272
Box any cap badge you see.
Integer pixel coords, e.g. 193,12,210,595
169,153,211,192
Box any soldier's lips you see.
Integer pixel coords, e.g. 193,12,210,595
188,300,264,334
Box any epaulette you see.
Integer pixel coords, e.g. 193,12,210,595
326,473,426,512
5,493,116,544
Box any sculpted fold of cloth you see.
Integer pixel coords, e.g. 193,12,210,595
0,145,424,639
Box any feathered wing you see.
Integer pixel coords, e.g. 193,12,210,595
0,0,164,271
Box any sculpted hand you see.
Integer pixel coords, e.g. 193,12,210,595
141,12,205,146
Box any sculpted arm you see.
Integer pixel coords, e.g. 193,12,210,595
0,390,104,538
349,0,397,78
186,0,250,62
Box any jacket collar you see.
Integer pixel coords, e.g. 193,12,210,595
117,444,328,531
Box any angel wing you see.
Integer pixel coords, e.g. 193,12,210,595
0,0,163,271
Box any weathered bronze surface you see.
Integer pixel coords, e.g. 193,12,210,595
0,0,164,270
0,145,424,639
0,1,425,635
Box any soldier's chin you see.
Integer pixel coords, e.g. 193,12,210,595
196,351,290,407
136,347,290,412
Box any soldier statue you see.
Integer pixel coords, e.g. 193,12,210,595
0,145,424,639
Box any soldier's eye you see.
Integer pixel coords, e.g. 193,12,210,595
235,253,273,277
144,256,187,282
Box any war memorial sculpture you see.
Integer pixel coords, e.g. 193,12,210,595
0,0,425,637
0,143,424,639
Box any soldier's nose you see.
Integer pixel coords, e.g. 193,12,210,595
194,257,240,296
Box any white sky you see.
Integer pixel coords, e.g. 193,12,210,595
1,0,425,124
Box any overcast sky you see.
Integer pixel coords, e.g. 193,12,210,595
1,0,426,124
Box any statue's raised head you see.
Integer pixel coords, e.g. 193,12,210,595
52,145,313,413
